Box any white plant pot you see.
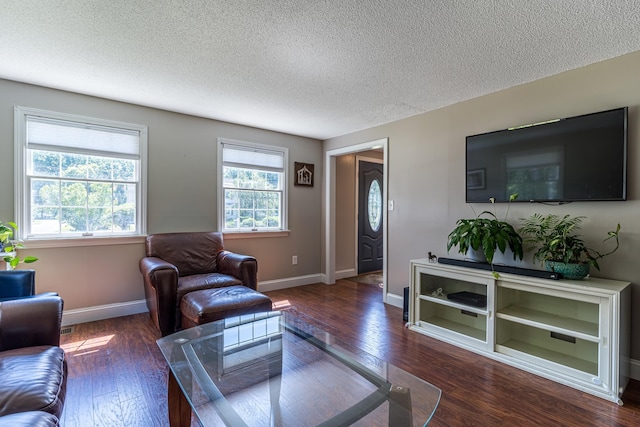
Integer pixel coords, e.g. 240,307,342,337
492,248,524,267
465,247,487,263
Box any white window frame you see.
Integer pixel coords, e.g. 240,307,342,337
217,138,288,235
14,106,148,244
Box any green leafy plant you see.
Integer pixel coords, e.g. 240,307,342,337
0,221,38,270
447,194,524,266
519,214,620,271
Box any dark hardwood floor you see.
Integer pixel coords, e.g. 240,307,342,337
60,279,640,426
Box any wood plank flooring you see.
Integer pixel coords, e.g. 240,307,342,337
60,279,640,426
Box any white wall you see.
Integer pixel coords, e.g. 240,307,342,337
324,51,640,359
0,79,323,313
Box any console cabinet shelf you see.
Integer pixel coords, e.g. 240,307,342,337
409,259,630,404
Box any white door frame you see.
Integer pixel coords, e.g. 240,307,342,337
324,138,388,299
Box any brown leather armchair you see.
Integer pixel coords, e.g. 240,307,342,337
0,296,67,424
139,231,258,336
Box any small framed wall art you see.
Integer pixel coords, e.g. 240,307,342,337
294,162,314,187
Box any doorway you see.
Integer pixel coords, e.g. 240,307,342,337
357,158,383,274
324,138,390,303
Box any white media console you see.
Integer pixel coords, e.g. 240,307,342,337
408,259,631,404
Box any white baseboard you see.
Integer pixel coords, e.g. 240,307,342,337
318,269,357,284
629,358,640,382
62,299,148,327
258,274,325,292
335,268,357,280
385,292,403,309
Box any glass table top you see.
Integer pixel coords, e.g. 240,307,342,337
157,311,441,426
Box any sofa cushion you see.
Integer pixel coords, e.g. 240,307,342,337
0,346,66,418
0,411,59,426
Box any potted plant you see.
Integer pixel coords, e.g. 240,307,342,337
447,194,524,266
519,214,620,280
0,221,38,270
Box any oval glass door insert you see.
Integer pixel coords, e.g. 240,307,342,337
368,179,382,231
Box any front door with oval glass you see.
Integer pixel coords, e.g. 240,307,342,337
358,160,383,274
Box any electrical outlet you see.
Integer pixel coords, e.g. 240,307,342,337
292,255,298,265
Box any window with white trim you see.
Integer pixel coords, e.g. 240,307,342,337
14,106,147,239
218,138,288,232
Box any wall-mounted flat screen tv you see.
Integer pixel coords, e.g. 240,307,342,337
466,107,628,203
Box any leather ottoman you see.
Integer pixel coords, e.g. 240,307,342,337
181,286,273,328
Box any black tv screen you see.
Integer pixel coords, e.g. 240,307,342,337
466,107,628,203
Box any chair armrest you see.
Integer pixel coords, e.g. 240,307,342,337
0,295,63,351
36,291,59,298
139,257,180,335
0,291,59,302
139,257,179,293
218,251,258,290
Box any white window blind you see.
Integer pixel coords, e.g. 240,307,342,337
222,143,284,170
27,116,140,159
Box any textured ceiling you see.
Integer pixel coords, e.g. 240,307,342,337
1,1,640,140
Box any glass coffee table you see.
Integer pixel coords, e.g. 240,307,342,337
157,311,441,426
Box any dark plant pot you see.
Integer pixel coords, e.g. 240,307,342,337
545,261,590,280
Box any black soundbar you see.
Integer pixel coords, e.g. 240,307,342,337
437,257,561,280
